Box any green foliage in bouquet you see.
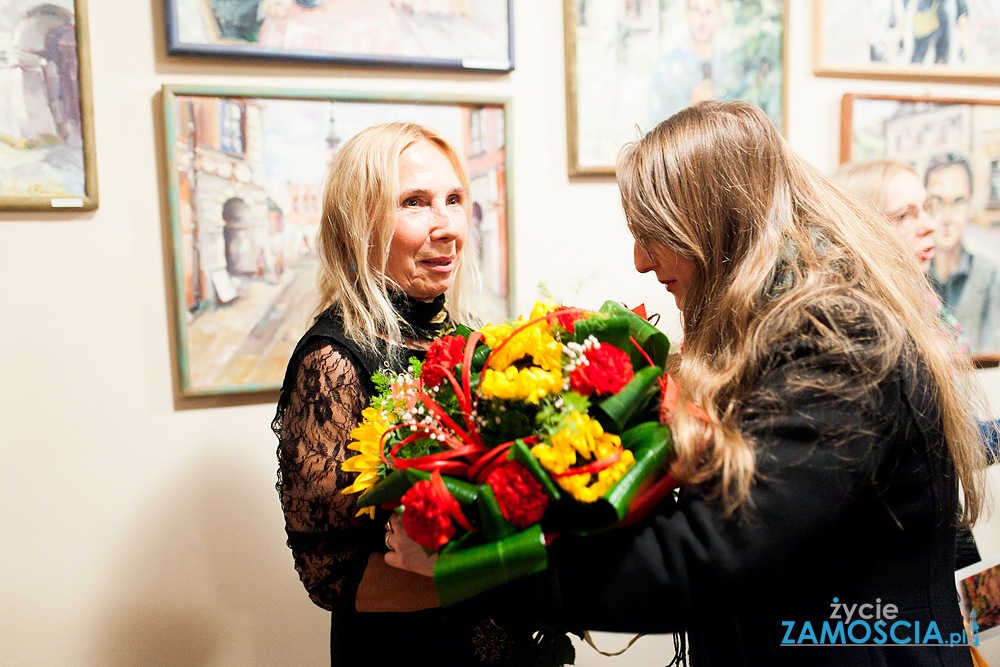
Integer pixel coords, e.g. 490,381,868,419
342,301,675,606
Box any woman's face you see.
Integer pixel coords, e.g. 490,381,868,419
633,240,698,309
881,169,937,272
384,139,468,300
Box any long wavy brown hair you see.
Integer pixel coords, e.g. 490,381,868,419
617,101,988,522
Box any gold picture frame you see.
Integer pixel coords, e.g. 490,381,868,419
0,0,98,210
564,0,787,178
814,0,1000,83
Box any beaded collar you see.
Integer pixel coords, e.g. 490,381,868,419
390,291,451,341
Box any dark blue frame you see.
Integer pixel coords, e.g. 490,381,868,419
163,0,514,73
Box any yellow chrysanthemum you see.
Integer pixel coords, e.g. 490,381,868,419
480,365,563,403
530,412,635,503
341,407,390,519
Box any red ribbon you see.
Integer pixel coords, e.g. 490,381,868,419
467,435,541,484
617,472,679,527
659,372,710,425
429,469,476,533
551,449,623,478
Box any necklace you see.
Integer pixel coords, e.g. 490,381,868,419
389,291,451,341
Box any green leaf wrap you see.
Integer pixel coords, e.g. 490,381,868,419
477,485,519,541
592,364,663,433
571,315,632,353
357,467,480,508
604,422,673,521
471,340,492,372
355,468,412,508
598,300,671,369
435,524,548,607
510,439,562,502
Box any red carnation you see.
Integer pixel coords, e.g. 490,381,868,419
401,480,455,551
570,344,634,396
486,461,549,528
421,334,467,387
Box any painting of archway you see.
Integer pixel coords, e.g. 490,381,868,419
0,0,97,209
163,86,513,396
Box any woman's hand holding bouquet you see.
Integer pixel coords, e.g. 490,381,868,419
343,301,676,605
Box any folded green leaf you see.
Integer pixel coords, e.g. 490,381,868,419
599,300,671,369
357,467,480,508
435,524,548,607
604,422,673,521
592,365,663,433
477,485,519,541
510,439,562,502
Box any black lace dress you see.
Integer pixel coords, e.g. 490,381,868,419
274,295,555,666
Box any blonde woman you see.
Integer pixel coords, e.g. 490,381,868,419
388,102,989,666
274,123,548,665
832,159,969,351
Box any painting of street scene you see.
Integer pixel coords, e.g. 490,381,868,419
844,94,1000,362
165,88,510,395
167,0,512,71
566,0,783,175
0,0,96,208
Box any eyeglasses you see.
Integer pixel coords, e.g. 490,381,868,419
884,200,933,231
926,195,970,217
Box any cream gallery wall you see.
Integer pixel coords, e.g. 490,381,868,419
1,1,999,665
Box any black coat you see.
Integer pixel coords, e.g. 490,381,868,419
523,337,973,666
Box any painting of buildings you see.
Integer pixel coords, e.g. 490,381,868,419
166,89,511,395
0,0,96,207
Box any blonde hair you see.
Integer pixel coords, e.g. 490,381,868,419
314,122,480,351
831,158,917,214
617,100,987,521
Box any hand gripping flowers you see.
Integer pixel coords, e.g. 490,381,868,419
342,301,674,605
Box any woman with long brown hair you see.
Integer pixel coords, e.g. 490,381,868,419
388,101,990,666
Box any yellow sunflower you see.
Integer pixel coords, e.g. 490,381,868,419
341,407,390,519
478,301,564,403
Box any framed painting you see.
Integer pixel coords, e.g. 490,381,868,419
814,0,1000,82
564,0,786,177
164,0,514,72
841,93,1000,366
162,85,513,396
956,553,1000,645
0,0,98,210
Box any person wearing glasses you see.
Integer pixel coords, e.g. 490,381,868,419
832,158,966,353
925,153,1000,355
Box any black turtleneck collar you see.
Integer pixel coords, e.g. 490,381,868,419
389,291,451,340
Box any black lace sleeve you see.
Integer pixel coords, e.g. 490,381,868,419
274,340,376,611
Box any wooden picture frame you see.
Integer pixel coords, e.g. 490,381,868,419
814,0,1000,83
564,0,787,177
162,85,513,396
164,0,514,73
841,92,1000,366
0,0,98,210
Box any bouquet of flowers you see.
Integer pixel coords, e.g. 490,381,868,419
342,300,676,605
